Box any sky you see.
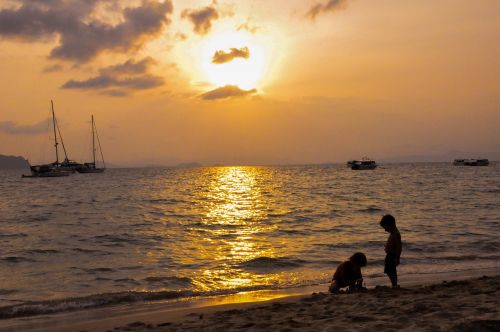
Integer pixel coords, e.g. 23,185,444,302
0,0,499,166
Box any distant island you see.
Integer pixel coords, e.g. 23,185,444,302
0,154,30,169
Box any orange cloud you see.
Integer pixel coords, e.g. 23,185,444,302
182,4,219,35
201,85,257,100
212,47,250,64
306,0,349,20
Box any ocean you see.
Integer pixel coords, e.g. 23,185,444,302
0,163,499,318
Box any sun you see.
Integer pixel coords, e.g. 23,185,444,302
200,31,267,90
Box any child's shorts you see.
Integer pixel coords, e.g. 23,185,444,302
384,254,399,274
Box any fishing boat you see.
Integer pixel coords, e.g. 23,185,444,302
23,101,81,177
76,115,105,173
347,157,378,170
453,158,489,166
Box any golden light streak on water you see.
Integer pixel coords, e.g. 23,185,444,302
198,167,278,291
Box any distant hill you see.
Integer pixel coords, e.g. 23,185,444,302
0,155,30,169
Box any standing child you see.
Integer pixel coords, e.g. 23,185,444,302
380,214,402,288
329,252,367,293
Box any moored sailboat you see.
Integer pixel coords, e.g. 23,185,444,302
23,101,78,177
76,115,105,173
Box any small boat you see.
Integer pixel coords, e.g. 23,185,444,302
23,101,81,177
348,157,377,170
76,115,105,173
453,158,489,166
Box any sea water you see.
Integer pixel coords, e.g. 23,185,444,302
0,163,499,317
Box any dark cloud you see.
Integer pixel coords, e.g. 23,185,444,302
0,118,49,135
61,57,164,96
182,4,219,35
201,85,257,100
0,0,173,62
212,47,250,64
306,0,349,20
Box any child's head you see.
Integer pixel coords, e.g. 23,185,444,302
349,252,367,267
380,214,396,232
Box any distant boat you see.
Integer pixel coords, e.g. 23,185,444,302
22,164,70,178
453,158,489,166
76,115,105,173
348,157,378,170
23,101,81,178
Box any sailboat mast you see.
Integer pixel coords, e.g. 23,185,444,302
51,100,59,164
92,115,96,165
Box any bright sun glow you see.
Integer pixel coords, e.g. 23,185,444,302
201,31,267,90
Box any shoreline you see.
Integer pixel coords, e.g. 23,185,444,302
1,268,499,332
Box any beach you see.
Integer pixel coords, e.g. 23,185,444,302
1,274,497,332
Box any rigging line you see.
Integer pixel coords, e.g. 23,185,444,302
55,116,69,161
94,119,106,168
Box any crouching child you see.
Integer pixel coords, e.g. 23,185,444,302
329,252,367,293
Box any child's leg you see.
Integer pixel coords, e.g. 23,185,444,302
388,271,398,287
384,255,399,287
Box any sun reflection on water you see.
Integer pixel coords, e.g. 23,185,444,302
195,167,279,291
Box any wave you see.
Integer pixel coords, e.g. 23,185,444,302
0,290,195,319
276,229,311,236
0,289,18,296
357,206,384,214
71,248,112,256
26,249,60,254
0,282,315,319
315,240,384,250
238,257,307,271
143,276,193,286
0,233,28,239
82,267,116,274
146,198,185,205
1,256,36,263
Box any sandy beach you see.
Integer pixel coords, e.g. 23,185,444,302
110,276,499,332
2,274,492,332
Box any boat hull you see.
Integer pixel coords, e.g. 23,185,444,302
76,167,105,173
22,172,70,178
351,164,377,170
453,159,489,166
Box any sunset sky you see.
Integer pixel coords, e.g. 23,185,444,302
0,0,499,166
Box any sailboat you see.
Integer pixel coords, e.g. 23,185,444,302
76,115,105,173
23,101,81,177
23,101,70,177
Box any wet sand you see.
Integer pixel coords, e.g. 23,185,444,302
34,274,499,332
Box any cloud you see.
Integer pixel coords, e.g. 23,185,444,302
61,57,164,96
0,119,49,135
43,63,64,73
0,0,173,62
182,3,219,35
236,22,260,34
201,85,257,100
306,0,349,20
212,47,250,64
175,32,188,41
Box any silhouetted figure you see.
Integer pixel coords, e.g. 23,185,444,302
329,252,367,293
380,214,402,288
